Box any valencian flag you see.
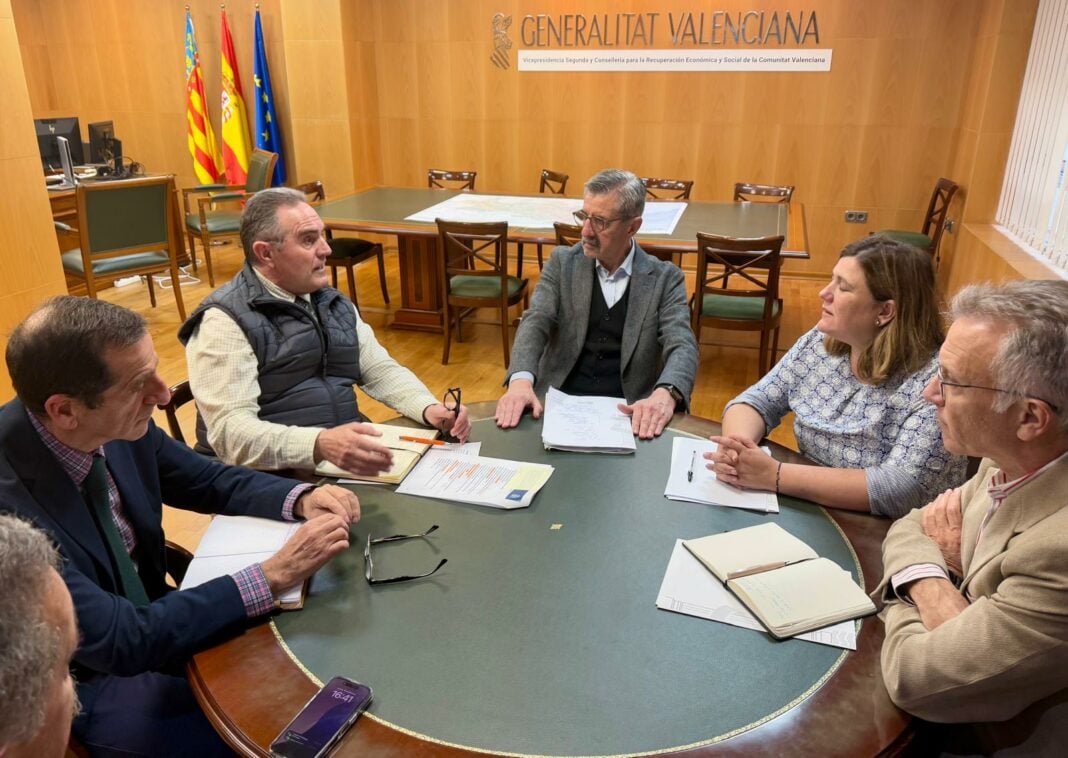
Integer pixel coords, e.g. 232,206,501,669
184,11,222,184
253,9,286,186
220,8,252,184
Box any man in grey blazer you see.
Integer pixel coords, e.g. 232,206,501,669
875,280,1068,752
494,169,698,439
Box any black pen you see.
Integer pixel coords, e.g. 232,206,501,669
687,450,696,482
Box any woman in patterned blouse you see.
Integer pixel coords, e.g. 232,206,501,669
707,236,968,517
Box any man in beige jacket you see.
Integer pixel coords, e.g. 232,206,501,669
875,279,1068,751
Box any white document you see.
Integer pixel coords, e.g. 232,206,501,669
655,540,857,650
664,437,778,513
395,452,554,510
180,515,303,605
405,193,581,228
541,387,636,454
640,201,687,234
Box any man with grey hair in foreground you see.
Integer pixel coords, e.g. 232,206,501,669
181,187,470,475
495,169,698,439
874,279,1068,752
0,514,78,758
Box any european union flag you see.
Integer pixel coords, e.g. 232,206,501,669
253,10,286,186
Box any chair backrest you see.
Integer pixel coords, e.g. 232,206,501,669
539,169,569,195
435,219,509,298
75,175,181,262
246,149,279,192
295,180,326,203
157,380,195,445
693,233,785,329
921,177,959,253
428,169,477,191
553,221,583,247
733,182,795,203
641,177,693,200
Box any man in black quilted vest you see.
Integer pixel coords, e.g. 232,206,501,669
180,188,469,475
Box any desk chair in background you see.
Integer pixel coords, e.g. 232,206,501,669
873,177,959,260
181,148,278,286
516,169,570,274
436,219,529,367
428,169,477,191
59,175,187,319
692,233,785,379
641,177,694,200
297,180,389,308
734,182,795,203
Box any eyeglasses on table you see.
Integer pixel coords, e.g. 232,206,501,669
364,524,448,585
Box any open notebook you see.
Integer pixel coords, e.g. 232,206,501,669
315,423,440,484
682,522,875,639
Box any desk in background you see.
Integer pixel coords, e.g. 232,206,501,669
317,188,809,333
188,404,908,757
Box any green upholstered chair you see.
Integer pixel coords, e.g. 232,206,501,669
641,177,694,200
516,169,570,275
60,175,186,319
428,168,477,191
873,177,959,259
180,148,278,286
436,219,529,367
692,233,785,378
296,180,389,308
734,182,795,203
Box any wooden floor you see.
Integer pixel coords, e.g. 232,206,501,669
94,238,823,551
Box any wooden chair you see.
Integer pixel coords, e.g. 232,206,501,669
692,234,785,378
158,379,195,445
296,180,389,307
734,182,795,203
428,169,477,191
181,148,278,286
517,169,571,274
553,221,583,247
60,175,187,319
874,178,959,258
641,177,694,200
436,219,529,367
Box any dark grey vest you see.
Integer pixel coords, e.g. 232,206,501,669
561,279,629,398
178,264,364,456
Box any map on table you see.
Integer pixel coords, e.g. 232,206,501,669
405,193,687,234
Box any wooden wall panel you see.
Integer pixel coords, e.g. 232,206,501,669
0,0,69,401
346,0,992,278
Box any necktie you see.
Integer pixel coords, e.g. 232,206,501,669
84,455,150,606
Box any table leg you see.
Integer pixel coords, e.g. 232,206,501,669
392,233,444,332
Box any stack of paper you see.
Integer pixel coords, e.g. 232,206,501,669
396,452,554,509
664,437,778,513
180,515,305,609
541,387,635,454
315,423,439,484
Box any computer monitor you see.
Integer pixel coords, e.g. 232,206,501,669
35,117,84,171
88,120,116,164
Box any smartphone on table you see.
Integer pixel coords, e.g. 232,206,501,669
269,675,373,758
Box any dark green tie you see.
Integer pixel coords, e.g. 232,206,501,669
84,455,150,606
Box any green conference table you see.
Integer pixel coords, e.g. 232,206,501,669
316,187,809,333
189,404,909,757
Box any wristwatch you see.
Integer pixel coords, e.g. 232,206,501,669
656,383,684,409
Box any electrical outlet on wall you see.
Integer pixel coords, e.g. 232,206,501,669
844,211,869,223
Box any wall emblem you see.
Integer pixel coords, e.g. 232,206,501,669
490,13,512,69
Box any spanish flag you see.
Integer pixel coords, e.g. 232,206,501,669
184,11,222,184
220,9,251,185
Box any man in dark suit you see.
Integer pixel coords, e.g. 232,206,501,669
0,296,359,757
494,168,698,439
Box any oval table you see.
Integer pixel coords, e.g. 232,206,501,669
188,404,911,756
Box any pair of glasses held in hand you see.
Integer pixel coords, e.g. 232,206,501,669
364,524,447,585
439,387,461,442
